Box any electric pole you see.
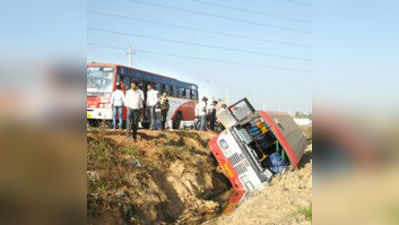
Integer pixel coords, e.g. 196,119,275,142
127,46,135,66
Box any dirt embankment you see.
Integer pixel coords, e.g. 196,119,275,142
87,129,231,225
87,128,313,225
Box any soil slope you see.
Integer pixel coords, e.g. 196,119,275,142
87,129,231,225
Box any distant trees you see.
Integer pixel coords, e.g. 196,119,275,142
295,111,312,120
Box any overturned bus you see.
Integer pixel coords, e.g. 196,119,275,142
208,98,308,214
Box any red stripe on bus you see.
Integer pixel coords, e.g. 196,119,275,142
208,136,246,214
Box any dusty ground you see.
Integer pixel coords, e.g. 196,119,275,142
87,128,312,225
204,145,312,225
87,129,231,225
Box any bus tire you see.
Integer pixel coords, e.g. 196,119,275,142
88,119,99,127
172,111,183,129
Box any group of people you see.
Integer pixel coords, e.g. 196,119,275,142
195,96,227,131
111,82,169,141
111,82,227,141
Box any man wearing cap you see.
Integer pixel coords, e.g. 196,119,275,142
195,97,208,131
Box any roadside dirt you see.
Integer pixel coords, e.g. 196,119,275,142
87,128,312,225
87,129,231,225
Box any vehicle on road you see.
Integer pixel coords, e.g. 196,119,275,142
86,62,199,128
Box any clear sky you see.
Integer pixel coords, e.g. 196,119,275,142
313,0,398,112
3,0,396,114
87,0,398,113
87,0,313,113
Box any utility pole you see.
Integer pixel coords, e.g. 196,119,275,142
127,46,135,66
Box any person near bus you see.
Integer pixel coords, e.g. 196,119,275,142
215,98,224,112
216,103,227,131
124,82,144,141
146,83,159,130
207,100,218,131
160,91,170,130
154,93,163,130
111,85,125,129
195,97,208,131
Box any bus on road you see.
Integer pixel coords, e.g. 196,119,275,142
86,62,199,128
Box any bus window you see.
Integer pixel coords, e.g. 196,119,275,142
179,87,185,98
191,89,198,100
185,88,191,99
155,83,161,92
166,85,171,95
170,86,176,97
123,76,130,90
161,83,167,94
174,86,178,97
137,81,144,90
116,74,121,87
167,86,172,96
177,87,181,98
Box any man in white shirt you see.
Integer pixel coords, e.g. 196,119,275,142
124,82,144,141
146,83,159,130
195,97,208,131
111,85,125,129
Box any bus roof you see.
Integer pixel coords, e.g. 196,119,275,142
87,62,198,88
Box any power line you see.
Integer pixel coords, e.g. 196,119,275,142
127,0,311,34
191,0,311,23
88,27,311,62
89,10,310,48
88,43,311,73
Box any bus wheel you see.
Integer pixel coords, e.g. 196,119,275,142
172,111,183,129
88,119,99,127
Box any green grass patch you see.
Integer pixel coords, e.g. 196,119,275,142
386,203,399,224
298,204,312,222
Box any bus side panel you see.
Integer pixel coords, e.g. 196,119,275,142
168,97,196,121
172,101,196,121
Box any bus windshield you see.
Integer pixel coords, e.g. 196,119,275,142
87,66,114,95
230,98,255,122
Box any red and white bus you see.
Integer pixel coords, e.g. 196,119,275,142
86,62,199,128
209,98,308,214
